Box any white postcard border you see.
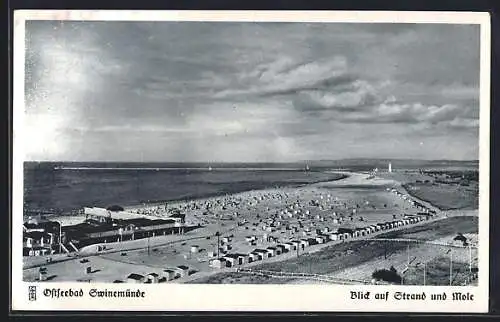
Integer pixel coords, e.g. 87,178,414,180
11,10,491,313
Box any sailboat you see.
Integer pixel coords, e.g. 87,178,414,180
305,164,310,172
208,166,213,171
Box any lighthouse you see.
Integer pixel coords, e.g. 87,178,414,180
388,162,392,173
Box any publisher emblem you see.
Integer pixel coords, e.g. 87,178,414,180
28,286,37,301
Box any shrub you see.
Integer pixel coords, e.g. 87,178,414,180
372,267,402,284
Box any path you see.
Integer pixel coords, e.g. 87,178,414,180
368,238,478,249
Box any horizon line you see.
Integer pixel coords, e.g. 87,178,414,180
24,158,480,163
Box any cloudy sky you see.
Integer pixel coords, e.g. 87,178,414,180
24,21,480,162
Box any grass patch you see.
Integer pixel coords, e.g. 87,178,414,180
402,256,477,286
187,272,294,284
403,183,478,210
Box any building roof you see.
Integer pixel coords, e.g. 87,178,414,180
107,205,125,211
63,216,176,237
127,273,144,280
122,218,175,227
63,222,114,234
177,265,189,270
24,231,51,239
24,221,60,231
148,273,159,277
223,254,239,259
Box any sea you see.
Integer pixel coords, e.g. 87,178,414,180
22,160,478,216
23,162,347,215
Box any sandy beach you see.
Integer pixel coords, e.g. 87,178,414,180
23,170,479,285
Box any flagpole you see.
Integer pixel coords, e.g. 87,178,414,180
469,244,472,274
58,220,62,254
423,262,426,286
449,250,453,286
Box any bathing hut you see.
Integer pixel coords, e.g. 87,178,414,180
39,267,47,281
248,252,260,263
146,273,159,283
299,239,309,249
175,265,190,278
163,269,176,281
307,237,318,245
266,247,277,257
221,255,238,267
127,273,145,284
236,253,248,265
254,249,268,260
315,235,327,244
276,244,287,254
329,232,339,241
284,242,295,251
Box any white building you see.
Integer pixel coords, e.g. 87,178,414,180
248,252,261,262
163,269,176,281
210,258,226,268
329,233,339,241
266,247,277,257
146,273,159,283
176,265,190,277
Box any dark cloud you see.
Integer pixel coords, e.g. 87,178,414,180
23,20,481,162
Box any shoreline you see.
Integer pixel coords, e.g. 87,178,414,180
126,172,350,210
23,172,360,269
24,172,349,218
22,172,354,268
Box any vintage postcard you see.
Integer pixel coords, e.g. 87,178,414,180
11,10,490,312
